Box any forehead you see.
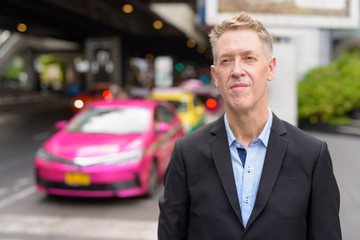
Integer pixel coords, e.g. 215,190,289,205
216,29,263,55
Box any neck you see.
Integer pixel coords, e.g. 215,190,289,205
226,105,269,149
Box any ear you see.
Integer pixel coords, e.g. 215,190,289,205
211,65,219,88
267,57,276,82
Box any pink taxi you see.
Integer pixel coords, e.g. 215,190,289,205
35,99,184,198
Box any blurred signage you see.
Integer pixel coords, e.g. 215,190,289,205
154,56,173,88
85,37,121,86
205,0,359,29
91,48,114,83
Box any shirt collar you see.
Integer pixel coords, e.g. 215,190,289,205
224,107,273,147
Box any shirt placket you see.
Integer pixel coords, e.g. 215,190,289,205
241,141,257,226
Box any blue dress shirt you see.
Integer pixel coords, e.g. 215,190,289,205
224,108,273,227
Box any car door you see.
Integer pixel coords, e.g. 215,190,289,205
154,104,183,176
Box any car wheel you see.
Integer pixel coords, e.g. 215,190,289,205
146,161,158,197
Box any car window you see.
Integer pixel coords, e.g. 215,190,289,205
196,95,208,105
67,107,151,134
168,100,187,112
193,97,201,107
155,105,174,123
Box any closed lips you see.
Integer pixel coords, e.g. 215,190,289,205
230,82,249,89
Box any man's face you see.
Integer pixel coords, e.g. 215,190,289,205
211,29,276,113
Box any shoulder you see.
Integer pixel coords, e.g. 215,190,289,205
273,115,325,150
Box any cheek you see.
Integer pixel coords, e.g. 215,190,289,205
214,77,219,88
215,76,227,90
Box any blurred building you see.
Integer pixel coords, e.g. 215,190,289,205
205,0,359,125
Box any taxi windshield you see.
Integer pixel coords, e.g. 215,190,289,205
168,100,188,112
67,107,151,134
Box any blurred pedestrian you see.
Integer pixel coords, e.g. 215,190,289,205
158,12,341,240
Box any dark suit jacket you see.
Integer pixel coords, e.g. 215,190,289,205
158,114,341,240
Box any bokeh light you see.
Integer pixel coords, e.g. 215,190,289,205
17,23,27,32
197,45,206,54
153,20,163,30
122,4,133,14
186,39,196,48
175,63,185,72
145,53,154,62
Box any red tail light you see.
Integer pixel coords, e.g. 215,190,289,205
102,90,112,99
206,98,217,108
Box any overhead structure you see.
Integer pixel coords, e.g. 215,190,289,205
0,0,211,62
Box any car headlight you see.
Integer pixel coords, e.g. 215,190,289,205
74,99,84,109
74,149,144,167
36,147,69,163
36,147,55,161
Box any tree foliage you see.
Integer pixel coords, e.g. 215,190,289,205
298,51,360,125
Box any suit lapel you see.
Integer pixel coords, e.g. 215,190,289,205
246,114,288,229
210,117,243,225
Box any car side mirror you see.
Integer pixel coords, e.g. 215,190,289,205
156,122,171,134
55,120,68,130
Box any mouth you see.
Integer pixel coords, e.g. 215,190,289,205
230,82,249,90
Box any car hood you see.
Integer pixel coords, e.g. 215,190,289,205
44,131,147,159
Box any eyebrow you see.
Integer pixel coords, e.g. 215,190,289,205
219,50,257,58
243,50,257,54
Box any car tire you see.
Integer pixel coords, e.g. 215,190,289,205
146,161,158,197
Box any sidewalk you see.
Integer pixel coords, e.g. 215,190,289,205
301,119,360,138
335,119,360,136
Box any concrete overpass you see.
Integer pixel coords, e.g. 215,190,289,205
0,0,211,91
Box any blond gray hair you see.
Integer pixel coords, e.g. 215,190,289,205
209,12,273,64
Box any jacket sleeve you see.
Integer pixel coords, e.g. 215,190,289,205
158,140,189,240
307,141,342,240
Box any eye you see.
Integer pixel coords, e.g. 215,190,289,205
244,55,256,62
220,58,232,65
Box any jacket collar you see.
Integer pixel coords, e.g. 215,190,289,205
210,115,243,225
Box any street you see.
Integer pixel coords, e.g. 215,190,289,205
310,131,360,240
0,97,160,240
0,97,359,240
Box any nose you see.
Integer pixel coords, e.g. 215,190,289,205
232,58,245,78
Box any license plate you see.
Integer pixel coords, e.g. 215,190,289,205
65,172,90,186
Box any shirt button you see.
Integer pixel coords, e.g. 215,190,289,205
247,168,251,173
245,197,249,203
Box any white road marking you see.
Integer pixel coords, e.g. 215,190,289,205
15,177,32,186
0,188,9,197
11,185,21,191
0,186,36,209
11,178,32,192
0,214,157,240
0,186,158,239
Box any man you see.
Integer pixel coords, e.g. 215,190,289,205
158,12,341,240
